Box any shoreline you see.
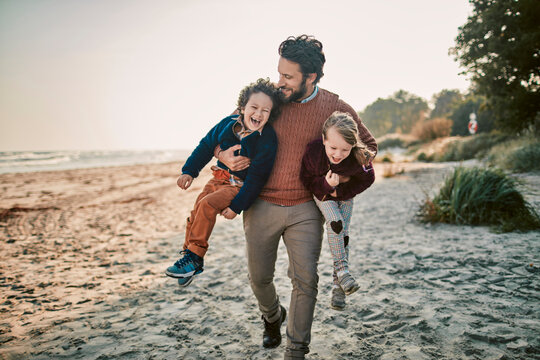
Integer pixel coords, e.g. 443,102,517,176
1,160,538,359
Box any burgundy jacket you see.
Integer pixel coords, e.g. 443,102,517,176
300,139,375,201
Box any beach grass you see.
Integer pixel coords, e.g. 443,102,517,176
432,133,510,162
486,136,540,173
418,166,540,232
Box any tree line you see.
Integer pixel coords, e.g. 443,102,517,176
360,0,539,139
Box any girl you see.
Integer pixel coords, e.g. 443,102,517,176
300,111,375,310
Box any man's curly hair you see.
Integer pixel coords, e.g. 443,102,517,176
236,78,282,124
278,34,325,85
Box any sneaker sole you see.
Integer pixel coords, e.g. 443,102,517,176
330,303,346,311
177,275,194,287
165,268,203,279
344,283,360,295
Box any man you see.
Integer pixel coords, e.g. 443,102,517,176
218,35,377,359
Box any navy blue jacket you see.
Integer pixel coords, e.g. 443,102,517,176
182,115,278,214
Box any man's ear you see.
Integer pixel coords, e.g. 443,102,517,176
306,73,317,87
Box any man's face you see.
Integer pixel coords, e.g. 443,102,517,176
277,57,314,103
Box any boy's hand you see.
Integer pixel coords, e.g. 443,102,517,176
177,174,193,190
218,145,250,171
325,170,340,188
221,207,237,220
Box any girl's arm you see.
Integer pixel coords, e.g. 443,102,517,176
300,145,335,199
335,164,375,199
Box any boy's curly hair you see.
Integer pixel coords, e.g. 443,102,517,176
278,34,325,85
236,78,282,123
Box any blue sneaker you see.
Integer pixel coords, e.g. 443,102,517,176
177,268,204,287
165,249,204,279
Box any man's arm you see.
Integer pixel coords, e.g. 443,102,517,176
214,144,251,171
338,100,378,155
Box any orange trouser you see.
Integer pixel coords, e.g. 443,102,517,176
183,169,240,258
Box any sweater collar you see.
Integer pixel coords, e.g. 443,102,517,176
299,85,319,103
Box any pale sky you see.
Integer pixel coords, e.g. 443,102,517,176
0,0,472,151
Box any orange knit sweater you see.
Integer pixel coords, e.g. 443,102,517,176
259,88,377,206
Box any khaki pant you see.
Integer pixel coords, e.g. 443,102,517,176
183,174,240,258
243,198,323,357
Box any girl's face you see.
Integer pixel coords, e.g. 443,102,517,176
241,92,273,132
323,126,353,164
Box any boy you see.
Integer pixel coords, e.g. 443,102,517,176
165,78,281,286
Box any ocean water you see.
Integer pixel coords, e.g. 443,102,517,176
0,149,191,174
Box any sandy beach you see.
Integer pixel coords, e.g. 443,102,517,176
1,161,538,359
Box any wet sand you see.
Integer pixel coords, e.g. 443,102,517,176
0,161,538,359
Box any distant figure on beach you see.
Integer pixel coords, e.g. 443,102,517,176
165,78,281,287
300,111,375,310
216,35,377,358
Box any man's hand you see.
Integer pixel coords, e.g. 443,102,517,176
325,170,340,188
177,174,193,190
218,145,250,172
221,207,237,220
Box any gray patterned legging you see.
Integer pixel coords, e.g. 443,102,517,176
313,196,354,285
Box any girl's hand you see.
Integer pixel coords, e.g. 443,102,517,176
325,170,340,188
221,207,237,220
177,174,193,189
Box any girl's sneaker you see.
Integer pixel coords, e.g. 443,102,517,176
330,286,346,310
338,272,360,295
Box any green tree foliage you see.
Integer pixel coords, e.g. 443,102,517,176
359,90,428,137
450,0,540,134
431,89,464,119
449,95,494,135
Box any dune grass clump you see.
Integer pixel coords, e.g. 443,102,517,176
377,133,418,151
486,137,540,173
437,133,510,162
418,166,540,232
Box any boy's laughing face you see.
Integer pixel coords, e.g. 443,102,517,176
241,92,273,132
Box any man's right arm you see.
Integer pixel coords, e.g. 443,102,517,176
214,144,251,171
338,100,378,155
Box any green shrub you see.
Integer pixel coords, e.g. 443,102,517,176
417,152,433,162
381,154,393,163
418,166,540,232
378,137,405,150
486,137,540,173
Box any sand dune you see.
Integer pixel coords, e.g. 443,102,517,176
0,161,538,359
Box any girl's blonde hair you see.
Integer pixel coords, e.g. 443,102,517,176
322,111,375,166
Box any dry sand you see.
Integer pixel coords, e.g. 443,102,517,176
0,161,538,359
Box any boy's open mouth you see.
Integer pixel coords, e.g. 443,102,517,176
250,117,261,127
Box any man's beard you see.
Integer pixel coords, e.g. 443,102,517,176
281,77,308,103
